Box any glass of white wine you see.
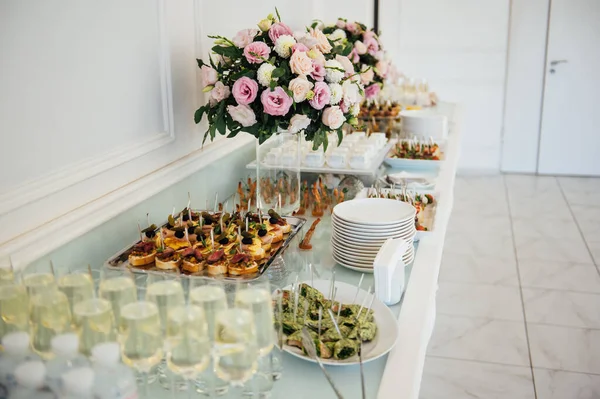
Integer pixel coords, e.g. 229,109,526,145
0,256,15,286
21,261,56,297
235,279,275,396
73,297,115,356
57,266,95,318
0,281,29,341
118,301,163,397
213,308,258,386
98,266,137,324
165,304,211,399
188,276,230,396
29,288,72,359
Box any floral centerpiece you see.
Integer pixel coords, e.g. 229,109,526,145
323,19,391,99
194,10,364,151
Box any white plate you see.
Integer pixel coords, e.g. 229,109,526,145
332,246,413,264
333,198,416,226
281,280,399,366
331,233,414,249
331,214,415,233
332,223,416,238
383,157,443,170
333,256,374,273
332,248,414,267
332,228,416,243
331,236,414,256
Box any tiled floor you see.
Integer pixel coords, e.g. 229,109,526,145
420,175,600,399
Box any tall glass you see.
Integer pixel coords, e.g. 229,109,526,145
29,288,72,359
21,262,56,297
165,304,211,399
0,256,15,286
0,283,28,340
118,301,163,397
188,276,229,396
73,298,115,356
57,268,95,317
213,308,258,386
98,267,137,324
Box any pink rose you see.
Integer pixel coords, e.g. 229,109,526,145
289,50,313,75
268,22,293,44
210,81,230,102
261,86,293,116
308,28,332,54
322,106,345,129
227,104,257,127
310,61,326,82
346,22,359,35
291,43,309,53
309,82,331,110
288,75,313,102
336,55,355,76
232,77,258,105
365,83,380,99
348,48,360,64
336,19,346,29
232,29,259,48
201,65,218,86
244,42,270,64
363,30,377,41
364,37,380,56
354,40,367,55
375,60,389,78
307,48,326,65
360,66,374,85
374,50,385,61
339,99,349,113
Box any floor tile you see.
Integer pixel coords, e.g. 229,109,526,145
437,282,524,321
454,176,506,195
505,175,561,197
519,260,600,294
427,314,530,366
585,239,600,266
511,216,581,240
522,288,600,329
444,232,515,261
533,368,600,399
558,176,600,193
508,195,572,219
439,253,519,286
563,190,600,207
576,220,600,241
514,235,593,264
528,324,600,374
571,204,600,224
447,213,512,236
420,357,535,399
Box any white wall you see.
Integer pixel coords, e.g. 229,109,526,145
381,0,511,172
501,0,550,173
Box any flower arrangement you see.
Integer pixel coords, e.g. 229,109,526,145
194,10,364,150
323,19,390,99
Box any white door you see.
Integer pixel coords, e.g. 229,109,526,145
538,0,600,175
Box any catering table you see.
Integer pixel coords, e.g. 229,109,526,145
147,102,461,398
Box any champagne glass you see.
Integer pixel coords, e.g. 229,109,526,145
73,298,115,356
235,279,275,396
118,301,163,397
0,280,28,342
213,308,258,386
57,266,95,317
98,266,137,324
29,288,72,359
188,275,229,396
0,256,15,286
145,271,185,390
165,304,211,399
21,261,56,297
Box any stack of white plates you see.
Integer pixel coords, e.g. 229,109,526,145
331,198,416,272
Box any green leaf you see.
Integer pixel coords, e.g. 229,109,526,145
269,80,277,90
227,127,242,138
202,85,214,93
275,7,282,22
322,131,329,152
337,129,343,146
196,59,205,69
342,42,353,56
212,45,240,59
271,67,285,79
194,106,206,124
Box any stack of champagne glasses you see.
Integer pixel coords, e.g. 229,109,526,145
0,258,283,398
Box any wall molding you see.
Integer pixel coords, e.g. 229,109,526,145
0,0,175,217
2,135,254,269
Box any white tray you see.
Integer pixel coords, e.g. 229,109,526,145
246,142,394,176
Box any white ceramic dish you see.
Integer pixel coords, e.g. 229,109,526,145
331,233,413,248
281,280,398,366
332,248,414,270
333,198,416,226
332,246,413,264
383,157,443,171
331,236,414,256
331,218,416,235
331,213,415,231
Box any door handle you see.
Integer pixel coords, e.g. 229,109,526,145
550,60,568,66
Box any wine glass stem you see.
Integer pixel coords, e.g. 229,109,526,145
141,372,149,398
187,378,194,399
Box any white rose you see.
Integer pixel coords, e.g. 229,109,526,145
274,35,296,58
328,29,347,42
322,106,345,129
336,55,355,76
257,63,276,87
294,30,319,49
324,60,344,83
328,83,343,105
288,75,313,102
350,102,360,117
288,114,311,133
232,29,259,48
227,104,257,127
354,40,367,55
210,81,230,102
342,80,360,105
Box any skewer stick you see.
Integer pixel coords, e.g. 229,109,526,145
245,217,249,232
237,226,242,252
49,260,56,276
146,213,150,227
356,286,373,320
137,223,143,242
330,287,338,311
213,193,218,213
318,307,323,339
220,214,224,233
276,290,284,349
327,309,343,339
159,229,165,250
352,274,365,304
309,263,314,287
293,284,300,321
303,302,309,325
210,229,214,251
187,192,191,210
361,293,376,323
336,298,342,323
171,207,176,219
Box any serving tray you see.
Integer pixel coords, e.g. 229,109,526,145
105,213,306,281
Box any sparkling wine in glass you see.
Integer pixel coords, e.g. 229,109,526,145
73,298,115,356
29,288,72,359
98,267,137,324
21,262,56,297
